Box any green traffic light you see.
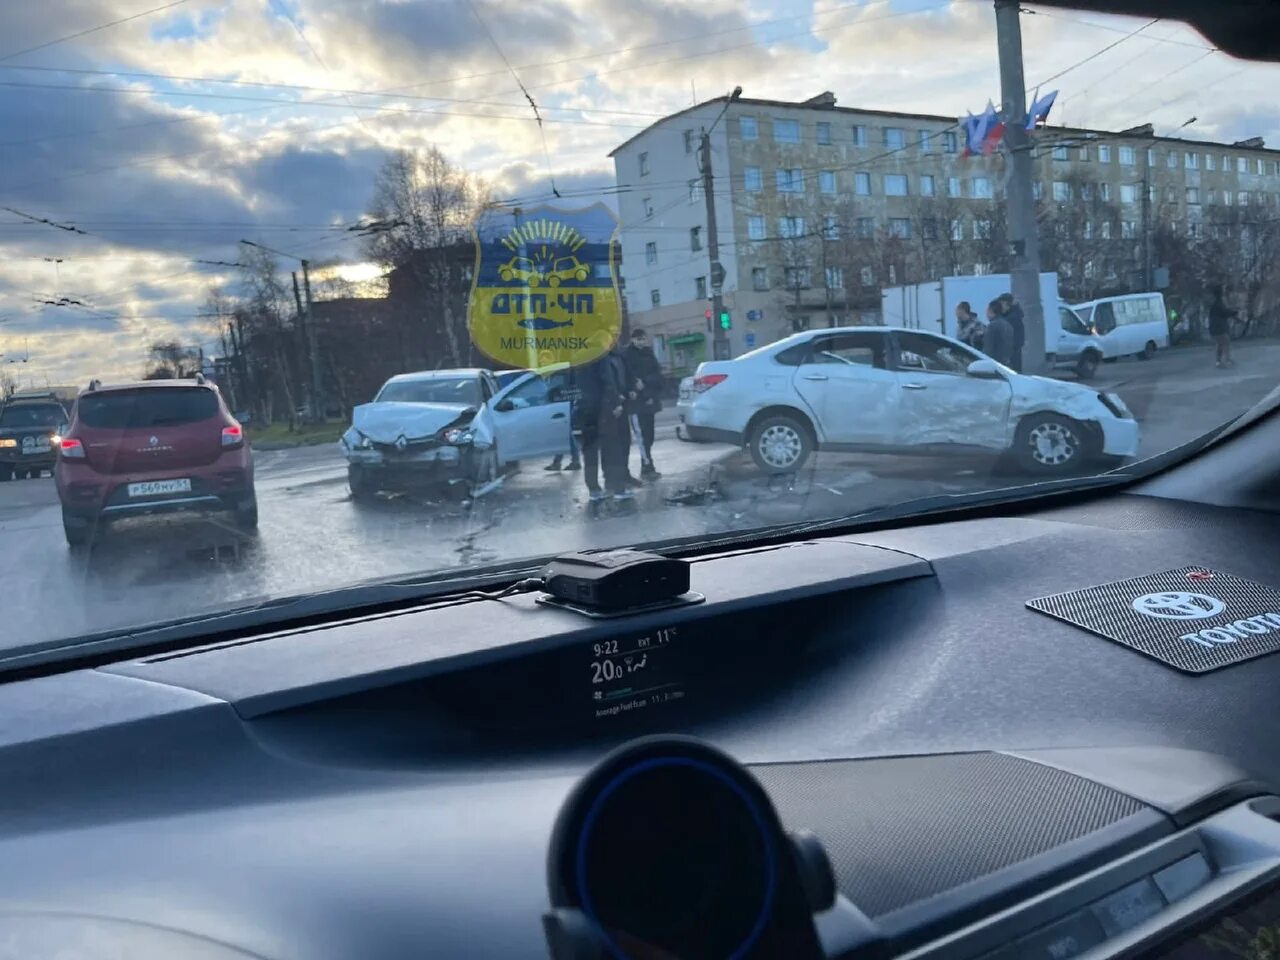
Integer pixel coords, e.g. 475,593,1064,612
719,311,731,330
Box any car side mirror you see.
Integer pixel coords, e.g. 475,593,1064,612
494,399,515,412
966,358,1003,379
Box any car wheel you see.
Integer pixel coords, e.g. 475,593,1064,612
1076,350,1101,381
62,509,93,548
234,495,259,530
1139,340,1157,360
348,464,375,500
1014,414,1086,475
748,414,812,473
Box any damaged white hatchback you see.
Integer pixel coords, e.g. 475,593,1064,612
341,368,574,501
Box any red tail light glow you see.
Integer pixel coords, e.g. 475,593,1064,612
57,437,86,458
221,424,244,448
693,373,728,392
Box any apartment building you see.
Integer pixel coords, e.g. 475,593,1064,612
609,92,1280,376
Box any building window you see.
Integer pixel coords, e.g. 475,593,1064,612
1100,182,1113,201
744,166,763,192
1147,148,1156,166
1121,221,1136,239
885,174,909,196
1120,183,1137,204
773,119,801,143
776,167,804,193
1188,222,1200,239
1033,181,1044,200
919,130,931,152
819,170,836,194
1186,187,1200,204
1147,184,1157,202
1225,190,1234,205
1079,145,1090,162
1165,187,1176,203
747,215,766,240
695,276,707,299
860,266,874,287
1206,188,1216,204
1100,221,1111,239
688,179,701,204
1119,146,1136,165
1052,181,1070,201
650,289,660,307
950,219,964,241
643,196,653,218
1098,144,1111,163
1223,154,1231,172
920,175,936,197
883,127,905,149
1052,145,1069,161
971,177,993,199
1080,182,1093,200
785,266,811,289
740,116,758,140
683,130,695,155
855,172,872,195
855,217,875,239
1185,152,1199,169
1083,221,1093,239
947,176,962,198
1206,153,1216,171
825,266,844,289
943,131,958,154
889,217,912,238
1240,191,1250,205
639,152,649,176
778,216,806,238
822,215,840,240
816,121,832,145
973,219,991,239
853,125,867,147
752,267,769,291
921,217,939,240
644,241,657,265
690,226,702,251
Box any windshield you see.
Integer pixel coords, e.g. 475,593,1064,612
2,3,1278,665
0,404,64,428
375,378,482,406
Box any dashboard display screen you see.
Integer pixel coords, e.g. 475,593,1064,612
1144,881,1280,959
589,626,685,720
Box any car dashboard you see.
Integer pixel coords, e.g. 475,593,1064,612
3,411,1280,960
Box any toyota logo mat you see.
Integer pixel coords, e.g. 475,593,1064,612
1028,567,1280,674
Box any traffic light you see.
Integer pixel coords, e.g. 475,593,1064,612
704,308,713,332
718,310,731,330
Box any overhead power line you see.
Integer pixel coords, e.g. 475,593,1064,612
0,0,193,63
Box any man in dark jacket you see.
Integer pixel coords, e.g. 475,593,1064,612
624,327,663,481
998,293,1025,372
983,300,1016,367
1208,285,1236,368
575,343,634,509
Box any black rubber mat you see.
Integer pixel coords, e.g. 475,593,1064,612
1028,567,1280,674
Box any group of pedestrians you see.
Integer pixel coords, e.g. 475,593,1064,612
955,293,1026,372
544,328,664,513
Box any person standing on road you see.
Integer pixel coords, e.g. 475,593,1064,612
575,344,634,510
624,328,663,481
544,371,581,472
1208,285,1237,369
956,301,985,350
998,293,1025,373
983,300,1015,367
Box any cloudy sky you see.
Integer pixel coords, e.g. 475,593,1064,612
0,0,1276,385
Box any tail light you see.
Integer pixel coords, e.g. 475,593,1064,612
221,424,244,448
57,436,86,458
693,373,728,392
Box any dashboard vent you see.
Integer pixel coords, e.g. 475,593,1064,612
750,752,1147,918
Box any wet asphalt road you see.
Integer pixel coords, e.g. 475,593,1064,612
2,341,1277,657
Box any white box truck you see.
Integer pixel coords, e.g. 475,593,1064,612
881,273,1106,379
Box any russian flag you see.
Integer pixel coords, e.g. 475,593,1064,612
962,101,1004,157
1025,90,1058,131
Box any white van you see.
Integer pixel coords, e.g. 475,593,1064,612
1053,304,1107,380
1071,292,1169,361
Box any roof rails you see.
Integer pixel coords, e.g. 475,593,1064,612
7,391,60,402
85,378,102,393
194,372,206,384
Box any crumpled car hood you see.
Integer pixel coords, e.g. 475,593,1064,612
351,401,473,443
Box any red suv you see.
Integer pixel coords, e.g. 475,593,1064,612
54,378,256,547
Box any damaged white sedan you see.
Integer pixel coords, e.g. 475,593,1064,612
341,368,573,501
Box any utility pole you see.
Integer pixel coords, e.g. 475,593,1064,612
300,259,323,422
1141,157,1152,290
700,86,742,362
995,0,1045,373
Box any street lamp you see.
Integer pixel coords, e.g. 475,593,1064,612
701,86,742,361
239,239,324,422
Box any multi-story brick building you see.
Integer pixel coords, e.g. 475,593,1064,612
609,91,1280,377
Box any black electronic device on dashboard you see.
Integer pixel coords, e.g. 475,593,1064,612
543,735,838,960
539,550,692,611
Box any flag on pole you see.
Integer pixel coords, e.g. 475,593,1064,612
961,101,1004,157
1025,89,1058,131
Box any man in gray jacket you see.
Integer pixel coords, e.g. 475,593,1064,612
983,299,1016,367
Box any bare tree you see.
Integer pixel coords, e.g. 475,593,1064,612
0,368,16,400
1036,172,1127,301
143,340,200,380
